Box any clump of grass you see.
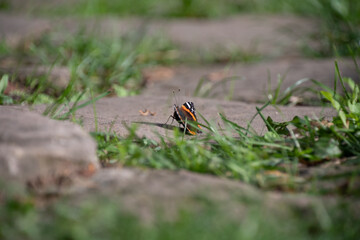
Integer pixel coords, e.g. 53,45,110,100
0,31,262,107
0,32,177,105
0,75,13,104
94,61,360,194
27,32,176,95
249,0,360,56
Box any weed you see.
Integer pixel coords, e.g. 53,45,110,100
0,75,13,104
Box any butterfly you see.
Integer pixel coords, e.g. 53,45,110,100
170,101,201,135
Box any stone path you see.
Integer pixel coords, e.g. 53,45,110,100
0,9,359,225
2,105,352,224
1,13,358,102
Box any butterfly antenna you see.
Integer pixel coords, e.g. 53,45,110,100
173,89,181,106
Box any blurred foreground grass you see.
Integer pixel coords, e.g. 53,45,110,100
1,182,359,240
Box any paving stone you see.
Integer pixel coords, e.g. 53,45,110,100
40,96,335,140
0,65,71,89
0,13,50,48
146,15,318,58
0,107,99,184
63,166,357,223
3,14,317,58
142,58,359,102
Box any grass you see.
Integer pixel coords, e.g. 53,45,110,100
0,31,178,105
91,61,360,195
1,181,359,240
0,75,13,104
0,31,263,106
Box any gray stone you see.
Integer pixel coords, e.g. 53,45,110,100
0,107,99,184
51,15,318,58
0,14,317,58
142,58,359,102
0,13,50,48
86,168,261,222
65,167,357,223
28,96,334,141
11,95,336,141
0,65,71,89
147,15,318,58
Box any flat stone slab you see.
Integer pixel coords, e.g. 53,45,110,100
77,167,261,222
0,13,50,48
0,107,99,184
146,15,317,58
16,96,335,140
142,58,359,102
26,96,335,140
62,166,358,223
52,15,319,58
0,13,318,58
87,15,316,58
0,65,71,89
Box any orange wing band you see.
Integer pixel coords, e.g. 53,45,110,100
181,105,197,121
180,105,201,134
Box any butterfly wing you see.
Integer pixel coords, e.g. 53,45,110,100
173,105,184,126
180,104,199,135
173,102,201,135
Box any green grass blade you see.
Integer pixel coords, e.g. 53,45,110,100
69,90,110,114
246,101,270,135
0,74,9,93
335,61,350,100
256,106,279,137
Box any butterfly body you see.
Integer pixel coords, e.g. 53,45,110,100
172,101,201,135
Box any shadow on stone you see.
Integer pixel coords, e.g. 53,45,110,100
134,121,178,131
134,121,203,135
